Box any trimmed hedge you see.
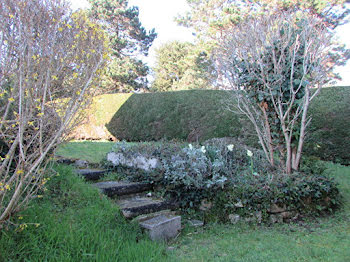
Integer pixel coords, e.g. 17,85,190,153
106,90,252,143
304,86,350,165
70,93,132,140
106,87,350,164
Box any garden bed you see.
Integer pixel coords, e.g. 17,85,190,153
105,139,341,223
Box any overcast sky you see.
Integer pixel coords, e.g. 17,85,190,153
70,0,350,85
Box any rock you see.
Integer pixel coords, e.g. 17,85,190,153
234,200,243,208
93,181,152,197
117,196,178,219
254,211,262,223
229,214,240,224
75,168,106,180
106,152,159,171
133,210,177,223
244,216,255,223
188,219,204,227
140,215,181,241
270,214,283,224
199,199,212,211
268,203,286,214
167,246,176,251
75,159,89,168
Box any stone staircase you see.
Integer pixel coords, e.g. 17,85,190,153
76,168,181,241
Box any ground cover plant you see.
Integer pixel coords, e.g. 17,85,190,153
167,163,350,262
106,139,341,223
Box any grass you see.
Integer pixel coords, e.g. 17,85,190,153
56,141,115,163
0,164,167,261
167,163,350,262
3,141,350,261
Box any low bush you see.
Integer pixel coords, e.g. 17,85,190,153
106,140,341,222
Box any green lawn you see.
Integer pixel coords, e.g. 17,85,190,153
2,141,349,261
167,163,350,262
0,164,167,261
56,141,115,163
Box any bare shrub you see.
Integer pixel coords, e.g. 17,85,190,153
0,0,109,227
216,12,348,173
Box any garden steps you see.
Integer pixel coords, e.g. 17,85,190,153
75,168,108,181
116,195,178,219
72,163,181,241
93,181,152,197
93,178,181,241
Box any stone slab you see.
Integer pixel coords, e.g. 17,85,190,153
188,219,204,227
133,210,177,223
140,215,181,241
93,181,152,197
75,169,106,180
117,196,177,219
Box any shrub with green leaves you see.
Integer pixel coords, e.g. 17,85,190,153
106,87,350,165
106,140,340,221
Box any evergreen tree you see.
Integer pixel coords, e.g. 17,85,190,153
89,0,157,92
152,41,216,91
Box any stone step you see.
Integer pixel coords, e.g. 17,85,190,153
139,214,181,241
116,196,178,219
133,209,177,223
93,181,152,197
75,168,107,181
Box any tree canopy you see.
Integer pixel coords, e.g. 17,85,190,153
177,0,349,40
152,41,216,91
88,0,157,92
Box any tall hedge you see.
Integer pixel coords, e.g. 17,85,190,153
105,87,349,164
303,86,350,164
106,90,248,142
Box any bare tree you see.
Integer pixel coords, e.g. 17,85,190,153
0,0,109,227
216,12,348,174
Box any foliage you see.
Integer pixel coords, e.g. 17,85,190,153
0,164,166,261
106,90,243,142
69,93,132,140
105,87,350,165
209,170,340,222
88,0,157,92
170,164,350,261
0,0,108,227
304,86,350,165
177,0,349,39
215,12,348,173
107,140,340,219
152,41,216,91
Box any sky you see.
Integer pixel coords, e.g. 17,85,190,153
70,0,350,85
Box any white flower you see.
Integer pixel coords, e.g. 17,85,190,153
247,150,253,157
188,144,193,150
227,144,234,151
201,146,206,153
